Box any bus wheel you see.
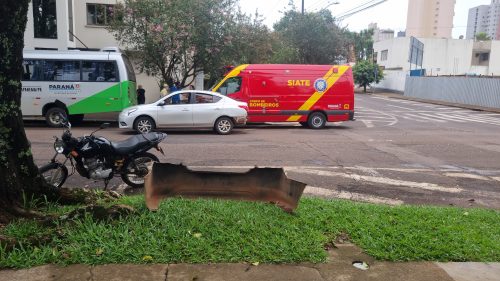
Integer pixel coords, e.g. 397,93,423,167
308,112,326,129
69,114,84,125
134,116,155,133
45,107,67,127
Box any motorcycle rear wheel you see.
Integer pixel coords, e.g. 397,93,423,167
121,152,159,188
39,163,68,188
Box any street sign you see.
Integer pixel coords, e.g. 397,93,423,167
409,37,424,67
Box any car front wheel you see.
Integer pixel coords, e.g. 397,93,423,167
214,117,234,135
134,116,156,133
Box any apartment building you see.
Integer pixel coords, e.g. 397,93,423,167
23,0,185,103
466,0,500,40
406,0,456,38
368,23,395,42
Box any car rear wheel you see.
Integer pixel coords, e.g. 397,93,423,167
308,112,327,129
214,117,234,135
134,116,156,134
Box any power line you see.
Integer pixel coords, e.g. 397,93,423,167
335,0,387,20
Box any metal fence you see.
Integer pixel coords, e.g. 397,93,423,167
404,77,500,109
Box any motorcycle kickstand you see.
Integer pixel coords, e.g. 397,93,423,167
104,178,110,190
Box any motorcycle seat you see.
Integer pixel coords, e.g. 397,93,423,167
111,132,161,155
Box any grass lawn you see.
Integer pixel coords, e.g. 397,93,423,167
1,196,499,268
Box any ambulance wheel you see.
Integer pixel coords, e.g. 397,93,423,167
308,112,326,129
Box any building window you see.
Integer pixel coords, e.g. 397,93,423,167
380,50,388,61
33,0,58,39
87,3,114,26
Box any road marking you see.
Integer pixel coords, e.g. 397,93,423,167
404,113,447,122
419,113,467,122
444,173,492,181
457,115,500,125
386,104,416,111
402,115,426,122
361,120,374,128
492,177,500,182
290,169,463,193
304,186,404,205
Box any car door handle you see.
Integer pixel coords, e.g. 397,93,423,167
215,108,221,110
182,109,190,111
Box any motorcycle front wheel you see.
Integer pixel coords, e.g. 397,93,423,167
39,162,68,188
121,152,159,188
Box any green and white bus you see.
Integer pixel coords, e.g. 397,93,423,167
22,48,137,126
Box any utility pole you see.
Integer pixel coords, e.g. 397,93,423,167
302,0,305,14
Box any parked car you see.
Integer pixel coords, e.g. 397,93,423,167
119,90,248,134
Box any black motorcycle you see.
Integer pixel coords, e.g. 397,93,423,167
39,116,166,189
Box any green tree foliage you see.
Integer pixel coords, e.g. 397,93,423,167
353,60,384,92
345,29,374,61
272,9,348,64
475,32,491,41
108,0,271,88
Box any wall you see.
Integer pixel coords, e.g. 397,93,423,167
405,76,500,109
374,70,407,92
24,0,76,50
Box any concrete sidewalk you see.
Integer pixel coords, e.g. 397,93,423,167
2,244,499,281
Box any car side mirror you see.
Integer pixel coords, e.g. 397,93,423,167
100,123,110,129
158,101,165,106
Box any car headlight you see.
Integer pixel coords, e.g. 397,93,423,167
54,140,65,154
128,108,138,116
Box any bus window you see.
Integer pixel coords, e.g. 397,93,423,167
82,61,118,82
23,60,80,81
217,77,241,96
51,61,80,81
23,60,42,81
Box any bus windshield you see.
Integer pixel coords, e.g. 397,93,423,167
122,54,136,82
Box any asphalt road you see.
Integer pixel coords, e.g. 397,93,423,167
25,93,500,209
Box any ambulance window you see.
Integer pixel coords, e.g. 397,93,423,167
218,77,241,96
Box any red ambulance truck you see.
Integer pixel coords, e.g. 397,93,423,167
211,64,354,129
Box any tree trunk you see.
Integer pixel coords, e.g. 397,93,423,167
0,0,57,223
363,85,367,93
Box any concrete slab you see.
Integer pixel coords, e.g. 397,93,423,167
436,262,500,281
0,264,91,281
315,244,455,281
167,263,324,281
92,264,168,281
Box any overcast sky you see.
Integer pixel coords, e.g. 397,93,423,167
238,0,493,38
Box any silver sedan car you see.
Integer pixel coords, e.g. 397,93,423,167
119,90,248,134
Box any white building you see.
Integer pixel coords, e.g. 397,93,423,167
369,23,394,42
23,0,190,103
466,0,500,40
406,0,456,39
373,37,500,91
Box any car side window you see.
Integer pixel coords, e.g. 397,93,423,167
164,93,191,105
217,77,241,96
194,93,221,104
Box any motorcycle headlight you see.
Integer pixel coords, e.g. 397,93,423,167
54,140,65,154
128,108,138,116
